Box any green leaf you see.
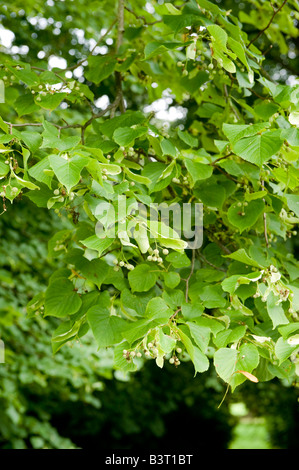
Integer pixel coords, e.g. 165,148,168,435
185,159,213,186
278,323,299,340
178,129,198,148
181,303,204,320
122,298,171,344
142,162,175,193
284,194,299,217
128,264,158,292
275,337,298,365
163,14,206,34
223,123,269,144
186,322,210,353
207,25,236,73
21,131,42,153
230,343,260,390
41,122,81,151
157,237,188,251
223,248,265,268
12,172,40,190
124,167,151,185
165,251,190,268
145,297,171,319
144,41,181,60
199,285,226,308
195,184,226,209
178,327,209,374
113,126,147,147
134,223,149,254
28,158,54,188
0,159,9,177
114,342,138,372
80,235,114,256
288,111,299,126
221,272,262,294
12,66,39,86
48,229,72,257
45,279,82,318
49,154,89,192
99,111,145,138
163,271,180,289
227,199,264,233
85,55,116,85
160,138,177,157
36,92,68,110
14,94,40,116
232,131,283,166
121,289,152,317
76,257,109,289
87,293,127,348
214,348,238,383
158,329,176,354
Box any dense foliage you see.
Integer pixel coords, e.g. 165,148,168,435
0,0,299,401
0,200,297,449
0,200,234,450
0,200,114,448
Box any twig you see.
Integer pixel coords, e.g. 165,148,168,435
124,6,162,25
4,122,42,127
170,308,182,321
205,229,233,255
211,164,239,183
197,252,226,272
248,0,288,47
211,153,233,165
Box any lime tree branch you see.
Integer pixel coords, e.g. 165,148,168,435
124,6,162,25
248,0,288,47
3,97,118,144
115,0,126,115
